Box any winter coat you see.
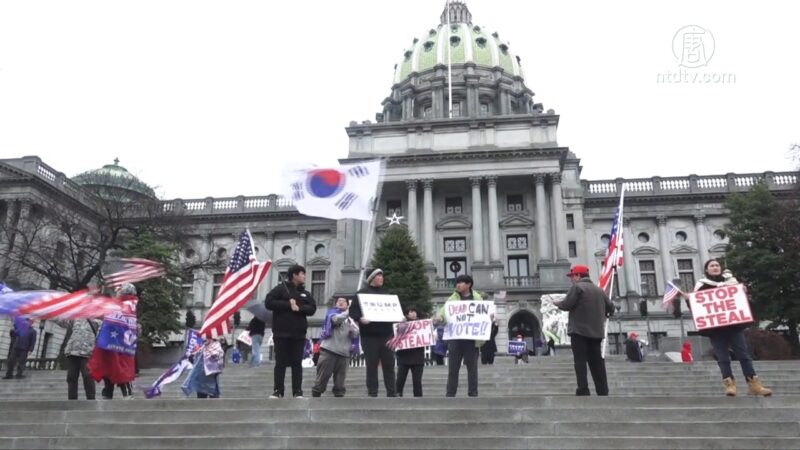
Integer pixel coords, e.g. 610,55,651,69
55,319,100,357
10,327,36,352
265,281,317,339
350,284,395,338
625,339,643,362
557,276,615,339
320,311,360,357
247,317,266,337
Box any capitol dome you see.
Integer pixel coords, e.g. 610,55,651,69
72,159,156,200
393,2,524,85
376,1,541,123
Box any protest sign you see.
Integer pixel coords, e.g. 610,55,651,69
237,330,252,346
96,309,137,356
688,283,753,331
390,319,435,350
357,294,404,322
508,340,527,355
442,300,494,340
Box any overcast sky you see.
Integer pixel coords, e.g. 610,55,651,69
1,0,798,200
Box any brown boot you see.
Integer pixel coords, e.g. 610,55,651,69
723,377,737,396
747,376,772,397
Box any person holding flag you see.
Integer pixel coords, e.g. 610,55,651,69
87,283,138,399
265,264,316,398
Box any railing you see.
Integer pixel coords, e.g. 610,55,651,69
503,275,539,288
161,195,297,215
1,156,97,208
583,171,798,198
435,276,541,289
0,358,60,371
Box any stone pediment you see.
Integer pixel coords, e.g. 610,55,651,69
377,221,409,233
273,258,296,267
306,256,331,267
499,214,535,229
435,216,472,231
632,246,660,256
709,243,728,253
670,245,698,255
0,164,29,180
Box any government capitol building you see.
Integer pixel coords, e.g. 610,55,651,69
1,2,797,360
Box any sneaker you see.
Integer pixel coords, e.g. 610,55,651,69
293,393,304,399
269,394,283,399
1,376,13,380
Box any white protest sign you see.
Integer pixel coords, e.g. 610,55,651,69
688,283,753,331
391,319,435,350
236,331,252,346
357,294,404,322
442,300,494,340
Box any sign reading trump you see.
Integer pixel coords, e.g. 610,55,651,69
357,294,404,322
688,284,753,331
443,300,494,341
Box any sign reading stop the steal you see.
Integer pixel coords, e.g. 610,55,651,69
688,283,753,331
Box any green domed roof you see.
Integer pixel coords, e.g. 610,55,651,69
72,159,156,199
393,22,524,85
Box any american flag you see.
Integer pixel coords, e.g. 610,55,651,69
199,230,271,339
105,258,166,288
598,187,625,296
14,289,122,320
662,281,682,312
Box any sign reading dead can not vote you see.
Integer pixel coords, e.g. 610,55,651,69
357,294,404,322
688,284,754,331
443,300,495,341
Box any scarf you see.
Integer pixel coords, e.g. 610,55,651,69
320,307,346,340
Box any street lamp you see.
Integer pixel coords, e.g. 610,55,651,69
35,320,46,367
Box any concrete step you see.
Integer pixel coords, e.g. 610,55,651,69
2,436,799,450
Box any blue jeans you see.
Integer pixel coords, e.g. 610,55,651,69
708,328,755,380
250,334,264,368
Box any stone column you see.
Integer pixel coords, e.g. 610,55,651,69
694,214,710,263
0,200,19,275
296,230,307,266
486,176,501,263
344,221,356,268
470,177,484,263
583,219,596,276
622,218,637,294
534,174,551,263
422,179,435,264
656,215,674,291
406,180,418,243
550,174,568,262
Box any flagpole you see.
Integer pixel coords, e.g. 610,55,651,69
446,0,453,119
356,159,387,289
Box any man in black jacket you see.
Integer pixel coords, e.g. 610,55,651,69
349,268,397,397
554,264,615,396
265,264,317,398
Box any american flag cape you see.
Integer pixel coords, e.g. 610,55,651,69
104,258,166,288
598,187,626,297
199,230,271,339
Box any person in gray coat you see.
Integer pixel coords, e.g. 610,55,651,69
55,319,101,400
311,297,359,397
553,264,615,396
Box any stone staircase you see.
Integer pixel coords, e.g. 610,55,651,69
0,357,798,449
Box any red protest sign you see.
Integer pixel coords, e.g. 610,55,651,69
688,283,753,331
390,319,435,351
